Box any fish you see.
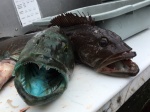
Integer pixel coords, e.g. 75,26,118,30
49,13,139,76
0,35,34,61
0,34,33,89
0,60,15,89
13,26,74,106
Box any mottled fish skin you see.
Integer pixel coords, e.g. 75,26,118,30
13,26,74,106
49,13,139,76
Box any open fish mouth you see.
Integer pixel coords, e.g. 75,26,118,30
97,51,139,76
14,61,68,105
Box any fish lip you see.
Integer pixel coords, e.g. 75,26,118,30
97,51,139,76
104,51,136,65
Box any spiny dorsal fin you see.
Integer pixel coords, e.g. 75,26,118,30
49,12,95,28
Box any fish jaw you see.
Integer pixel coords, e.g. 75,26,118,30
14,60,69,106
96,51,139,76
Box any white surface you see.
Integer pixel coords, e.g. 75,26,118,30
98,64,150,112
0,28,150,112
13,0,42,27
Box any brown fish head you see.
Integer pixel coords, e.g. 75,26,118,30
49,13,139,76
70,25,139,76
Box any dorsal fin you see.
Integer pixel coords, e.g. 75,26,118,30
49,12,95,28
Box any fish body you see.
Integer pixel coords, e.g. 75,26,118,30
0,34,33,89
50,13,139,76
13,26,74,105
0,60,15,89
0,34,34,61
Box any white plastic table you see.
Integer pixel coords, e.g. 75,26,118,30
0,28,150,112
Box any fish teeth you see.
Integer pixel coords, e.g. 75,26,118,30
48,58,52,62
46,66,51,70
38,64,43,69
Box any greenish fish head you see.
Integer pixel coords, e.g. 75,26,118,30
13,26,74,106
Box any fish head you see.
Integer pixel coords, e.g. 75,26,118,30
71,26,139,76
13,26,74,105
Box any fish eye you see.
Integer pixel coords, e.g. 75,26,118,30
99,37,108,47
